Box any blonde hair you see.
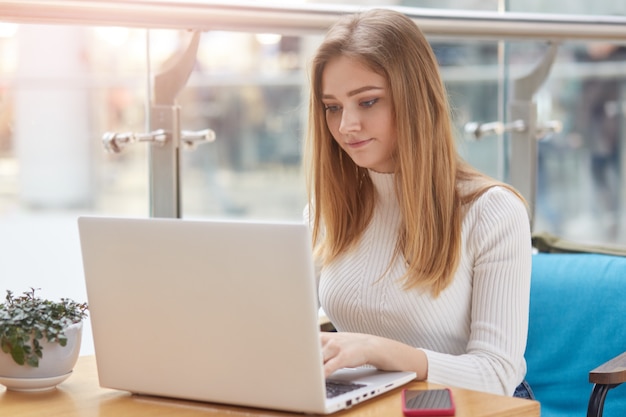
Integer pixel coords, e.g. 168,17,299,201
304,9,524,296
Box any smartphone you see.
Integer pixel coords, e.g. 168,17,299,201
401,388,455,416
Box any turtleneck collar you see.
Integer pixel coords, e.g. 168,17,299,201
368,169,397,204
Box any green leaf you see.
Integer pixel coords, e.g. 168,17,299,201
26,355,39,367
10,345,25,366
1,338,11,354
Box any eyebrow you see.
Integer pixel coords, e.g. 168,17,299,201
322,85,384,100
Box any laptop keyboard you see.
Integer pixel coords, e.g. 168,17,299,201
325,380,366,398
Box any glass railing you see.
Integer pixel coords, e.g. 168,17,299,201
1,2,626,314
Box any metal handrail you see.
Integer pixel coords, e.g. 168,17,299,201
1,0,626,41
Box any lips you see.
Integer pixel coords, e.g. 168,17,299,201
345,138,373,148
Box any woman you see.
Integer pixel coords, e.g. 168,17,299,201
303,9,533,398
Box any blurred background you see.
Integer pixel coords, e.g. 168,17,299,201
1,0,626,354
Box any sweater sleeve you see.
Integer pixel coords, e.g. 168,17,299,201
423,187,532,396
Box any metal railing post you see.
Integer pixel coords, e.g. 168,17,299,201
148,30,201,218
509,42,559,226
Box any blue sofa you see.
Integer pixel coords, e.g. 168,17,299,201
525,253,626,417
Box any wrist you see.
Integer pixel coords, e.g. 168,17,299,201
365,335,428,380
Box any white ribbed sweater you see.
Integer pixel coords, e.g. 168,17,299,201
315,170,532,396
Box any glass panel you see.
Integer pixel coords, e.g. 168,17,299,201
0,24,151,216
509,0,626,245
176,26,626,245
436,39,503,180
179,31,307,220
177,32,512,221
0,24,151,351
532,40,626,244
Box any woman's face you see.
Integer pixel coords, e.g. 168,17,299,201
321,56,397,173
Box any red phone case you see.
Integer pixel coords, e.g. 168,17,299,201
401,388,456,416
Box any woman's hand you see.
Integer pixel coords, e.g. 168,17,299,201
320,331,374,377
320,331,428,380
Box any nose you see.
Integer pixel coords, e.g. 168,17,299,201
338,107,361,135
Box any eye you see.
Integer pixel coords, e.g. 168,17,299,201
360,98,379,108
324,104,341,113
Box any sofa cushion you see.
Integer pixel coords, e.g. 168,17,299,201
526,253,626,417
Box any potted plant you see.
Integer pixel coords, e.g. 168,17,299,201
0,288,88,391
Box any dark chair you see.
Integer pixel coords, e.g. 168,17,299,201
588,351,626,417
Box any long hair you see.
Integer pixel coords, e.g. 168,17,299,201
304,9,524,296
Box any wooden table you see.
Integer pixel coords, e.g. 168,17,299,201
0,356,539,417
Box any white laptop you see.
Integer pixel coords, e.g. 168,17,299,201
77,216,416,414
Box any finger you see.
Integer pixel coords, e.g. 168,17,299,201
324,357,343,378
321,338,337,364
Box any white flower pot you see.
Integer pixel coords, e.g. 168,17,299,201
0,321,83,391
